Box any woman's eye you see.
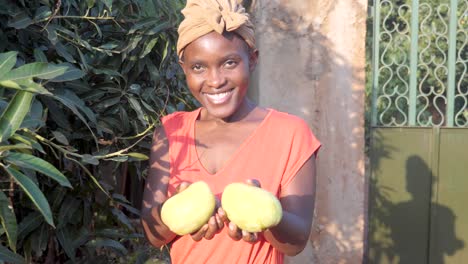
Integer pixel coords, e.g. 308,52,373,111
192,64,204,72
225,60,237,68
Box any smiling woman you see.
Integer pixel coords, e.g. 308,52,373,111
140,0,321,263
180,31,256,120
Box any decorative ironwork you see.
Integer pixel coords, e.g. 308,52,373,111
371,0,468,127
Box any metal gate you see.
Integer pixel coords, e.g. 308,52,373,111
368,0,467,263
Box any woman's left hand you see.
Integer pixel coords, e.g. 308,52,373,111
219,179,262,243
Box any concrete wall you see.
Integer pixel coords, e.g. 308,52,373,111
248,0,368,263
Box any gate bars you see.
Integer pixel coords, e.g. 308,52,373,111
370,0,467,127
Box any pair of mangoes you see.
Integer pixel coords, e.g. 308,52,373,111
161,181,282,235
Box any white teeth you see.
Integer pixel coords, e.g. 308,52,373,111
204,90,232,104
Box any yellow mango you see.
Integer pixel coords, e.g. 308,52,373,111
222,183,282,232
161,181,215,235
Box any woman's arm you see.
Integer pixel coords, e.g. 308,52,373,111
140,127,177,247
222,154,317,256
263,154,317,256
140,126,225,246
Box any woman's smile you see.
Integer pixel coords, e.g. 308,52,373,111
203,89,234,104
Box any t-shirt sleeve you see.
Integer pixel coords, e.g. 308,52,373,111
280,118,321,189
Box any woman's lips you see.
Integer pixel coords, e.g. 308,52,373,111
203,89,234,104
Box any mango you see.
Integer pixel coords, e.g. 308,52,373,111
161,181,215,235
221,183,282,232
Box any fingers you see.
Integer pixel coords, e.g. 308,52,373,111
204,216,222,240
215,213,224,230
176,182,190,193
246,179,261,188
191,215,224,241
228,222,243,241
191,224,208,241
242,230,259,243
218,207,229,223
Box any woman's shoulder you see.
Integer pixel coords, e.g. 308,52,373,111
267,109,311,131
161,108,201,124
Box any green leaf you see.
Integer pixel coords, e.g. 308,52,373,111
54,42,76,63
21,99,45,130
94,228,143,240
128,96,147,125
0,63,68,82
30,224,48,256
33,49,48,63
144,21,171,36
129,17,160,34
17,212,42,241
81,154,99,165
127,152,149,160
105,156,128,162
0,143,31,152
10,133,45,154
57,197,80,228
0,191,17,252
99,42,119,50
49,63,84,82
4,152,72,188
111,208,133,230
52,89,98,143
51,130,69,145
140,38,159,58
116,202,141,216
41,97,71,130
93,96,121,112
34,6,51,21
7,12,32,29
0,78,52,95
86,238,128,255
56,228,76,261
0,244,25,264
102,0,113,11
5,167,54,227
0,51,18,80
46,25,58,45
54,89,97,124
0,91,34,142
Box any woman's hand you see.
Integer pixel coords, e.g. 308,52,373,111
174,182,225,241
219,179,264,243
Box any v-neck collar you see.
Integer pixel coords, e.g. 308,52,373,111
190,107,273,177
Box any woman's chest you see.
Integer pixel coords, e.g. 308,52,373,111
194,123,257,175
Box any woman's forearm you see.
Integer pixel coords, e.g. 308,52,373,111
263,210,312,256
141,205,177,248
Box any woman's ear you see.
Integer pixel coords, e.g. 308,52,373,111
249,49,259,72
178,59,187,74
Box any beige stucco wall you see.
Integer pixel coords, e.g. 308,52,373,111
248,0,368,263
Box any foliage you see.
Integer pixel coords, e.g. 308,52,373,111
0,0,196,262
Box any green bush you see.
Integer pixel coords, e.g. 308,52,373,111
0,0,195,262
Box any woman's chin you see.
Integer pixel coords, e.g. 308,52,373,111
203,104,239,121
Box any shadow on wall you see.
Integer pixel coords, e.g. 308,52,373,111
247,0,368,263
368,130,465,263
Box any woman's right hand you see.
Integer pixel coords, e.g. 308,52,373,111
174,182,225,241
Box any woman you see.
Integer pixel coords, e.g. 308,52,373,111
141,0,321,263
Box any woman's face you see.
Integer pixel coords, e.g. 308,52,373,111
180,31,257,121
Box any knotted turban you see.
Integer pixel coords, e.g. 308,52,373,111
177,0,256,58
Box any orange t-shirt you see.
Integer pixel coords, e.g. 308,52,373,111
161,108,321,264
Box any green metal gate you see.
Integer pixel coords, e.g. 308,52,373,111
368,0,467,263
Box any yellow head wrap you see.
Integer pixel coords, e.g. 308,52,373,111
177,0,256,58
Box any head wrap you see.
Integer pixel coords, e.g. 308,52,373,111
177,0,256,58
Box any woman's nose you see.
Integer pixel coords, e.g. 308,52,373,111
206,69,226,88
